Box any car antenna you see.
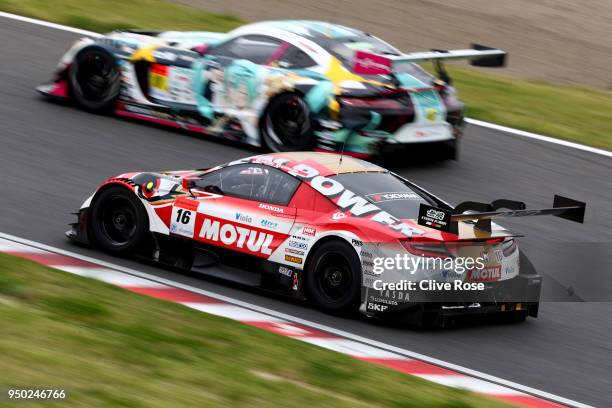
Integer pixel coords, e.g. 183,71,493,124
337,139,346,173
187,180,196,198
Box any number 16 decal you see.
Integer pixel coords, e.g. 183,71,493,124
170,206,196,238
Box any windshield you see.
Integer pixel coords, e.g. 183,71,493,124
331,172,431,219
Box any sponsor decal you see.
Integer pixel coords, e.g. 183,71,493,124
362,260,375,268
153,50,177,62
332,212,346,220
495,249,503,262
302,227,316,236
366,302,389,312
289,241,308,250
353,50,392,75
198,217,274,255
418,204,452,232
259,203,284,213
170,207,196,238
285,254,303,264
285,248,305,256
367,192,421,203
235,213,253,224
427,209,446,221
260,219,278,229
278,266,293,277
466,266,501,282
292,273,299,291
291,235,309,241
351,238,363,247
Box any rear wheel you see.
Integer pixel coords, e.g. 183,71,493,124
261,93,315,152
306,240,361,314
69,47,120,112
90,186,149,255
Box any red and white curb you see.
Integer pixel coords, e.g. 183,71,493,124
0,233,590,408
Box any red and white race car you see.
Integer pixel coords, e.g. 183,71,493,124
67,152,585,324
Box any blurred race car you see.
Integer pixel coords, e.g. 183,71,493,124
39,20,507,160
67,152,586,325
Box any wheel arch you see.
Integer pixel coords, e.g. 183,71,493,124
303,233,362,281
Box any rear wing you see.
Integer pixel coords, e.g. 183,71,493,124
418,195,586,235
353,44,506,81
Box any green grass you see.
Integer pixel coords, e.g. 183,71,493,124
1,0,610,150
0,0,242,32
450,66,612,150
0,253,511,408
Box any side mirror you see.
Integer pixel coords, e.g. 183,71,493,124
203,184,223,195
192,43,209,57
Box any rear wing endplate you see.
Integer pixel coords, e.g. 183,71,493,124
418,195,586,235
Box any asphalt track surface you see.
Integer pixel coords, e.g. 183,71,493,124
1,17,611,407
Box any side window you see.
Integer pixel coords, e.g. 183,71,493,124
211,35,282,65
196,164,300,206
277,46,317,69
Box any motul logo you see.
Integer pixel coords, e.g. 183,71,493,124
199,218,273,255
467,266,501,282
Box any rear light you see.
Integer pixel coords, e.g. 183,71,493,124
401,237,506,258
502,239,517,257
400,241,451,259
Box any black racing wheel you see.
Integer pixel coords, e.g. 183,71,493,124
261,93,315,152
69,47,120,112
306,240,361,314
90,186,149,255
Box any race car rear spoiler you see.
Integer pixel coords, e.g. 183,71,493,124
353,44,506,76
418,195,586,235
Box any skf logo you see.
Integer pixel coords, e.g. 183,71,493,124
367,303,388,312
302,227,316,236
199,218,273,255
285,255,303,264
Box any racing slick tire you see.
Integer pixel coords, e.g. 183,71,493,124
89,186,149,255
261,93,316,152
306,240,361,314
69,46,120,112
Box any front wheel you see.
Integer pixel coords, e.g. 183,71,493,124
306,240,361,314
261,93,315,152
89,186,149,255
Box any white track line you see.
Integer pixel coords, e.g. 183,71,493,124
0,11,100,37
466,118,612,158
0,11,610,159
0,231,593,408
